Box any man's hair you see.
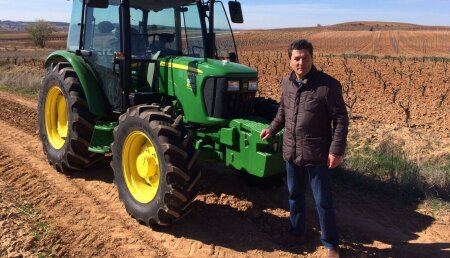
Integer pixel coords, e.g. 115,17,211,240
288,39,313,59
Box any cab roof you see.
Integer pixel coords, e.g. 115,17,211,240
131,0,197,11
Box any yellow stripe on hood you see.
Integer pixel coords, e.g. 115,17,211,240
160,61,203,74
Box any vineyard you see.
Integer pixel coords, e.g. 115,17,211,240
234,29,450,152
235,29,450,56
239,51,449,134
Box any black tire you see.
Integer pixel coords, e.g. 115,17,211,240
38,62,101,172
111,104,200,226
253,97,280,121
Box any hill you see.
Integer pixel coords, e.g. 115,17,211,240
255,21,450,32
0,20,69,32
329,21,450,31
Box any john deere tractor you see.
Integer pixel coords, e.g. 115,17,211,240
39,0,283,226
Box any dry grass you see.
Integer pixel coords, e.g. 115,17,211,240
342,136,450,201
0,64,43,95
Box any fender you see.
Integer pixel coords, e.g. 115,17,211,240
44,50,108,117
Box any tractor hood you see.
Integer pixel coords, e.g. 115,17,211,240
200,58,257,78
159,56,257,78
157,56,258,126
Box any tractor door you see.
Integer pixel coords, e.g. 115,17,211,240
127,4,206,95
128,7,180,93
83,3,122,111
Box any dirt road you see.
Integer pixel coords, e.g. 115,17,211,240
0,92,449,258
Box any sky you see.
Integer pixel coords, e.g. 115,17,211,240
0,0,449,29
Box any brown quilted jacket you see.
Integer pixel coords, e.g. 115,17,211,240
268,66,349,166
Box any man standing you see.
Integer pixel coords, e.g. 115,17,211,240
260,39,348,258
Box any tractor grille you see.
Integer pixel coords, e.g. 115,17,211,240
222,91,255,118
203,78,256,119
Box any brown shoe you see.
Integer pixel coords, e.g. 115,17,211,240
326,247,339,258
273,233,306,247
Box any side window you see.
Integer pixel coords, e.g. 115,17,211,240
147,8,177,54
130,8,146,57
67,0,83,51
83,1,122,111
84,3,120,67
180,5,204,57
212,2,236,60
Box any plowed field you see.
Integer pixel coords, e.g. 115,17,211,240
0,93,449,257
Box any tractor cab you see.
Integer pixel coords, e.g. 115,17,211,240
67,0,245,114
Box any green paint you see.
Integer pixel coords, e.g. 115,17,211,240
225,118,285,177
44,51,109,117
88,122,118,153
219,127,237,146
195,117,285,177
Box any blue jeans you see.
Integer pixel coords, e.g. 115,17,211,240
286,161,339,249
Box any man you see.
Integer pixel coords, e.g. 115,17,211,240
260,39,348,258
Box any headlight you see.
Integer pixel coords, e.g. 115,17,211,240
248,80,258,91
227,80,240,91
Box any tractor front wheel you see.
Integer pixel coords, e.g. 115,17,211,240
111,104,200,226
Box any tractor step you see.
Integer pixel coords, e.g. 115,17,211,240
88,122,118,154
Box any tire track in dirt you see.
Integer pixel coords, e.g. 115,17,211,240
0,94,37,135
0,91,37,110
0,177,66,257
0,122,167,257
0,117,295,256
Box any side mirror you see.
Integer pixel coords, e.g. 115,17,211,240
86,0,108,8
228,1,243,23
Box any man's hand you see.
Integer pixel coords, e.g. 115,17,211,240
260,128,272,140
327,154,343,169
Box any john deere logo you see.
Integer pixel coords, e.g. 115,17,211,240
187,77,193,88
187,72,197,93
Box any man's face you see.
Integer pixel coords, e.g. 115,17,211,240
289,49,313,79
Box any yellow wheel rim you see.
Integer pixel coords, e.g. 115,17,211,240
44,86,68,150
123,131,160,203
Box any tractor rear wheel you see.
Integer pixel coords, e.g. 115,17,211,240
111,104,200,226
38,62,101,172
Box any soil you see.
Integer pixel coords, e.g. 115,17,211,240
0,91,449,257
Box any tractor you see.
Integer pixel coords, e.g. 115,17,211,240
38,0,284,227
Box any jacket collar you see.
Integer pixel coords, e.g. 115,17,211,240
289,65,317,86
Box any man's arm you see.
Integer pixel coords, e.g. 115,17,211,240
269,91,286,134
326,80,349,166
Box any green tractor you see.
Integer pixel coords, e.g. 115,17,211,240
38,0,284,226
